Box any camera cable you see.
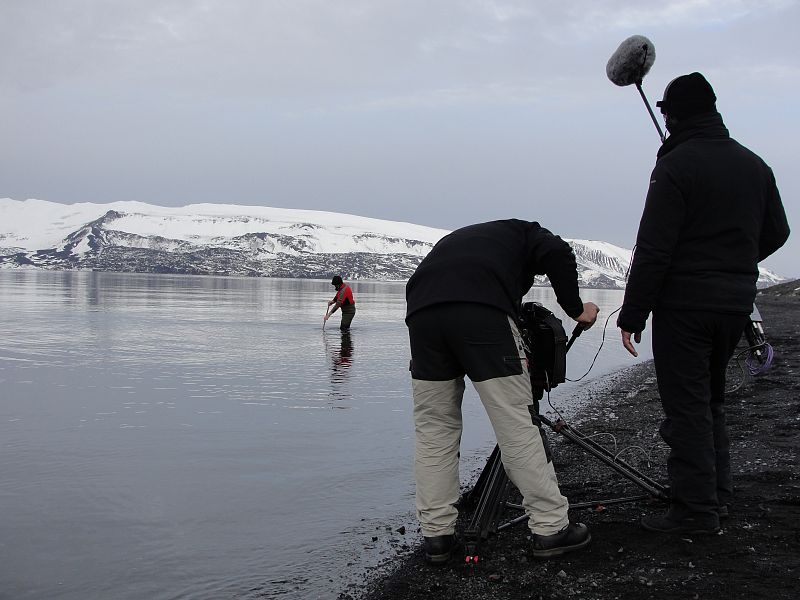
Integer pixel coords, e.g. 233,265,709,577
565,305,622,384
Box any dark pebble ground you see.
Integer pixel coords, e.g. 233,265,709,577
340,279,800,600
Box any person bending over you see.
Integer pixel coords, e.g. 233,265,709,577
405,219,600,564
325,275,356,331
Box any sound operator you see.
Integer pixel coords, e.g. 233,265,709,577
618,73,790,535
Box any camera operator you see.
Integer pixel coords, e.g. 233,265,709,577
406,219,600,563
618,73,790,535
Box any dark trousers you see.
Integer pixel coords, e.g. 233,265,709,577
652,309,748,521
340,305,356,330
408,303,523,382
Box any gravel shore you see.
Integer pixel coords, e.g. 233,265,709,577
341,280,799,600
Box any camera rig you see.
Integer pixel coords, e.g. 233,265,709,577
519,300,568,403
460,301,669,565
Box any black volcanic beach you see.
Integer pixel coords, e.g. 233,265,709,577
343,280,800,600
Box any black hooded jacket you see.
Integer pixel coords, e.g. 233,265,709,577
406,219,584,322
618,112,790,333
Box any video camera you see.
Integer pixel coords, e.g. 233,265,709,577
518,302,568,401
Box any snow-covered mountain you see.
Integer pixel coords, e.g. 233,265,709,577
0,198,442,281
0,198,784,288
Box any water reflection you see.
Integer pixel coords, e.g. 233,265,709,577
0,270,651,600
324,330,355,404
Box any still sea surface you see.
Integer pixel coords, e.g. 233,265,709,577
0,270,651,599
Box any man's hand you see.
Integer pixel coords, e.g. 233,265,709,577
573,302,600,330
621,329,641,357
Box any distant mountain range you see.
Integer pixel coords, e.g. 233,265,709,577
0,198,784,289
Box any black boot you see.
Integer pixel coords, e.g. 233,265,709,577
423,534,457,565
531,523,591,558
641,511,720,535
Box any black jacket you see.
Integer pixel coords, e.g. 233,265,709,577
618,112,790,333
406,219,584,321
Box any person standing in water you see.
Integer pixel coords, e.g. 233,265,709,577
325,275,356,331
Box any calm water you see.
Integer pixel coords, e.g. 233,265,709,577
0,271,650,599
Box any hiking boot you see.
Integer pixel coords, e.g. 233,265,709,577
641,512,720,535
423,534,457,565
718,505,729,519
531,523,591,558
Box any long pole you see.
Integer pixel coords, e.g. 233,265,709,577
636,82,665,142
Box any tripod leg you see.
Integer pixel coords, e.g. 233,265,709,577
539,414,669,499
461,445,501,508
528,405,553,463
463,445,511,563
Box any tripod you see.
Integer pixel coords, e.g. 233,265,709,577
460,326,669,564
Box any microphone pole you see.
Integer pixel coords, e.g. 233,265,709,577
636,80,665,142
606,35,664,143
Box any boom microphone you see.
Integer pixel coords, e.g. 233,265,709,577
606,35,665,142
606,35,655,87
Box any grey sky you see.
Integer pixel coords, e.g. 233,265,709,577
1,0,797,275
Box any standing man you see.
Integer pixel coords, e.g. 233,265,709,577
618,73,790,534
325,275,356,331
406,219,600,563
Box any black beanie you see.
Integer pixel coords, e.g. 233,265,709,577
331,275,343,286
656,72,717,119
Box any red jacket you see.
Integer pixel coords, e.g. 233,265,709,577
334,284,355,306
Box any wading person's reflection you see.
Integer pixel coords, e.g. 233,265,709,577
326,330,354,386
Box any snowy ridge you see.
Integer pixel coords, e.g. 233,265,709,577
0,198,444,255
0,198,448,281
0,198,784,287
568,240,634,288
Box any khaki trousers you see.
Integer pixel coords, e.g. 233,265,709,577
411,311,569,537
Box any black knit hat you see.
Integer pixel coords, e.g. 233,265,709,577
656,72,717,118
331,275,343,286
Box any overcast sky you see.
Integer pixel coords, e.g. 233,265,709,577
1,1,796,276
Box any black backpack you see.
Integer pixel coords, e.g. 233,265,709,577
518,302,567,400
